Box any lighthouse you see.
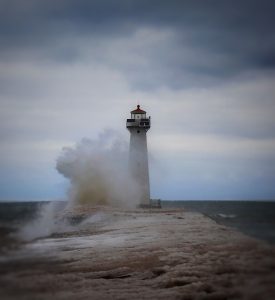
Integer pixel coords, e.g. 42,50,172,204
126,105,151,207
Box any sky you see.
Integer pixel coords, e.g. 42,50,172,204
1,0,275,201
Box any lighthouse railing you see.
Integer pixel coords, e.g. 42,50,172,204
126,119,150,128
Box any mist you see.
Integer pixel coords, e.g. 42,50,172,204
56,129,140,208
17,201,70,241
16,129,140,241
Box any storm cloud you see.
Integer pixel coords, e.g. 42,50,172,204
1,0,275,88
0,0,275,200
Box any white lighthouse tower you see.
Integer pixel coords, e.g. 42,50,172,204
126,105,151,207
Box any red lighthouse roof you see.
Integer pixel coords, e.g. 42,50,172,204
131,105,146,114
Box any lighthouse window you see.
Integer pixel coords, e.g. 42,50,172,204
137,130,140,133
135,114,143,119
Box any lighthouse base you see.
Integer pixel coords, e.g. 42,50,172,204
138,199,162,209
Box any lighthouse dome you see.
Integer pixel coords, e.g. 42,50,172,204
131,105,146,114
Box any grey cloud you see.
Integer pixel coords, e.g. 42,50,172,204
0,0,275,89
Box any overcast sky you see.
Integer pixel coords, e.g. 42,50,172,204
1,0,275,201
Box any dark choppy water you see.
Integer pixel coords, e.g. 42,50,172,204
0,201,48,223
163,200,275,244
0,201,66,252
0,201,275,246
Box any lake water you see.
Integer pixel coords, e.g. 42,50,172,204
0,200,275,246
163,200,275,244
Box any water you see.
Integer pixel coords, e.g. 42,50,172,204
163,200,275,244
0,201,275,248
0,201,66,252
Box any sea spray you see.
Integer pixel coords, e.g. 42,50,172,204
56,129,140,208
17,201,70,241
17,130,139,241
